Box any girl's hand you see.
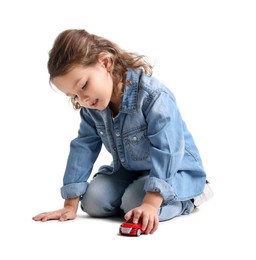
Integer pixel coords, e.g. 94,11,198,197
124,203,159,234
32,207,77,222
124,192,163,234
32,197,80,222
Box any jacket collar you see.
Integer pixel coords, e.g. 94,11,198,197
119,68,142,114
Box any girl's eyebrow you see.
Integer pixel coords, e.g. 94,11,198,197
74,77,83,88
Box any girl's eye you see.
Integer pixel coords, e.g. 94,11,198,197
81,82,87,89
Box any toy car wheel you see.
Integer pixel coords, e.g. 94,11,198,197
136,229,141,236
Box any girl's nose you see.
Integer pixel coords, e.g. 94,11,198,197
79,95,90,105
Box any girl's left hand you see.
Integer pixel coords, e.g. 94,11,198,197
124,203,159,234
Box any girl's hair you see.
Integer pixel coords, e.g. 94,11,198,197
48,29,153,109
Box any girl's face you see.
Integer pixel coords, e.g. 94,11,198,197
52,55,113,110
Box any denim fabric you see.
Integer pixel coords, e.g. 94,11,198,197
61,68,206,204
80,168,194,220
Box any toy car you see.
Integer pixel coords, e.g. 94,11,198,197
119,218,145,236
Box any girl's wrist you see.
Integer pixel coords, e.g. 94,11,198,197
142,192,163,209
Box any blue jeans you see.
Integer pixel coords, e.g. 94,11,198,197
80,166,194,221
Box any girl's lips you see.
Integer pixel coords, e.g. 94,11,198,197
91,99,99,107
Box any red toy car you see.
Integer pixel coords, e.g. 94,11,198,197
119,218,145,236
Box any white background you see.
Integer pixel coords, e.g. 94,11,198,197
0,0,255,259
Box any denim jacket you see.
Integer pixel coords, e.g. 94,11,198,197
61,68,206,204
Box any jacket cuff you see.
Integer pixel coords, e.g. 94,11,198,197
60,182,88,199
144,177,177,204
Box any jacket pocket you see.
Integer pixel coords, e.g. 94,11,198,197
123,125,150,161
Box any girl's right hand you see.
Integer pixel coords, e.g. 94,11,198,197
32,208,77,222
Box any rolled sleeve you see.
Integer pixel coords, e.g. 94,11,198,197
144,91,206,201
144,92,184,200
144,177,177,204
60,182,89,199
61,108,102,199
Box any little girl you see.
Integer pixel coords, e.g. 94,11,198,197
33,29,212,234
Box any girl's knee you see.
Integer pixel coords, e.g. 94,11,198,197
80,189,105,217
80,187,120,217
120,182,146,213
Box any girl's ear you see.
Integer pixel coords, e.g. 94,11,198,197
98,52,113,71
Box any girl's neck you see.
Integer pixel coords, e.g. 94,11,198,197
109,81,124,117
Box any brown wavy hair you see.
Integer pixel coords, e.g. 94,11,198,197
48,29,153,109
